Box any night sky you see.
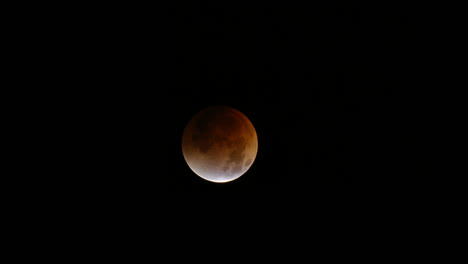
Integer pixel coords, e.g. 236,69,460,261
7,3,419,256
63,3,410,193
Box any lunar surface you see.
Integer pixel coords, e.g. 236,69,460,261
182,106,258,183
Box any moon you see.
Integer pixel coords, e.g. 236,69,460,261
182,106,258,183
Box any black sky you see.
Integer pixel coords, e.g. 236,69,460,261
60,3,410,193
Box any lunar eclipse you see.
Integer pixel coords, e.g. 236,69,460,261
182,106,258,183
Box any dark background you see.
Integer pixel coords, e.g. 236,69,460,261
9,2,416,256
36,2,410,193
155,3,409,191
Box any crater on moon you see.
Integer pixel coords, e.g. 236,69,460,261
182,106,258,183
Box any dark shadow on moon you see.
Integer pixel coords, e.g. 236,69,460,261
228,139,246,166
191,133,214,153
244,158,252,168
231,165,242,174
191,108,219,153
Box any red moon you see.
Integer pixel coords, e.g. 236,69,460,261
182,106,258,183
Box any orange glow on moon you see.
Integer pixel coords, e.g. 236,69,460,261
182,106,258,183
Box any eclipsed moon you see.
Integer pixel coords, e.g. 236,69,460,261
182,106,258,183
